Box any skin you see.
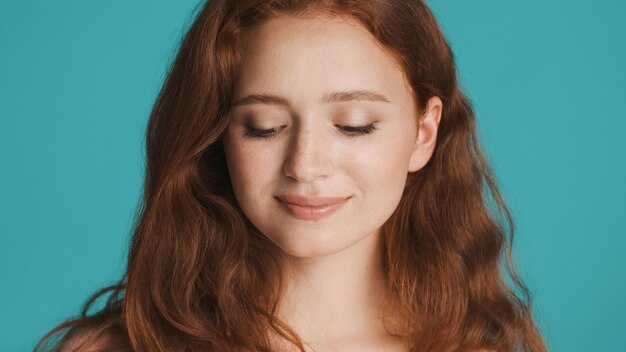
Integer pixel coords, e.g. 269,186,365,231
223,14,442,352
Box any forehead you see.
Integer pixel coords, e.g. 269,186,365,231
233,14,415,108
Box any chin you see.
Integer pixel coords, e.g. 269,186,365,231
267,229,373,259
274,238,343,258
278,244,343,258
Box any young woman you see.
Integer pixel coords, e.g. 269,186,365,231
35,0,547,351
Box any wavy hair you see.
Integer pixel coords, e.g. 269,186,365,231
35,1,546,351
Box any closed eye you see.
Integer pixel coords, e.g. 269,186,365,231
243,126,280,139
338,123,378,135
243,123,378,139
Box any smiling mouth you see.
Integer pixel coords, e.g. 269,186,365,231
275,195,351,221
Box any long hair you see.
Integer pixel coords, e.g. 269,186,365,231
35,1,546,351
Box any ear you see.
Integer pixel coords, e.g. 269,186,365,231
408,96,442,172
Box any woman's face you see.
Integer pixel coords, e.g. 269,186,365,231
223,14,440,258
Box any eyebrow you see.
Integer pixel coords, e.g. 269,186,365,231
231,89,392,107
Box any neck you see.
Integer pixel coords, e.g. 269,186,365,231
273,230,396,349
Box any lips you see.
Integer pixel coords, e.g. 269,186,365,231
275,195,351,220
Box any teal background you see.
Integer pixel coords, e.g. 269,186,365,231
1,0,624,351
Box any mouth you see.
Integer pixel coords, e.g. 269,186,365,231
275,195,351,221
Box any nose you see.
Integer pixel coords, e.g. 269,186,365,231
283,124,333,182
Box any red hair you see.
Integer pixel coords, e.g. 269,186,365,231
36,1,546,351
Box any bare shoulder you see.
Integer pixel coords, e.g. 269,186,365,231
59,328,105,352
58,327,117,352
59,327,108,352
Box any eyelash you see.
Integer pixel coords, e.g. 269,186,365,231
339,124,378,135
244,127,280,139
244,124,378,139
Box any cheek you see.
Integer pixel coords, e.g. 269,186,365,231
345,135,413,221
224,137,281,201
348,136,413,188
